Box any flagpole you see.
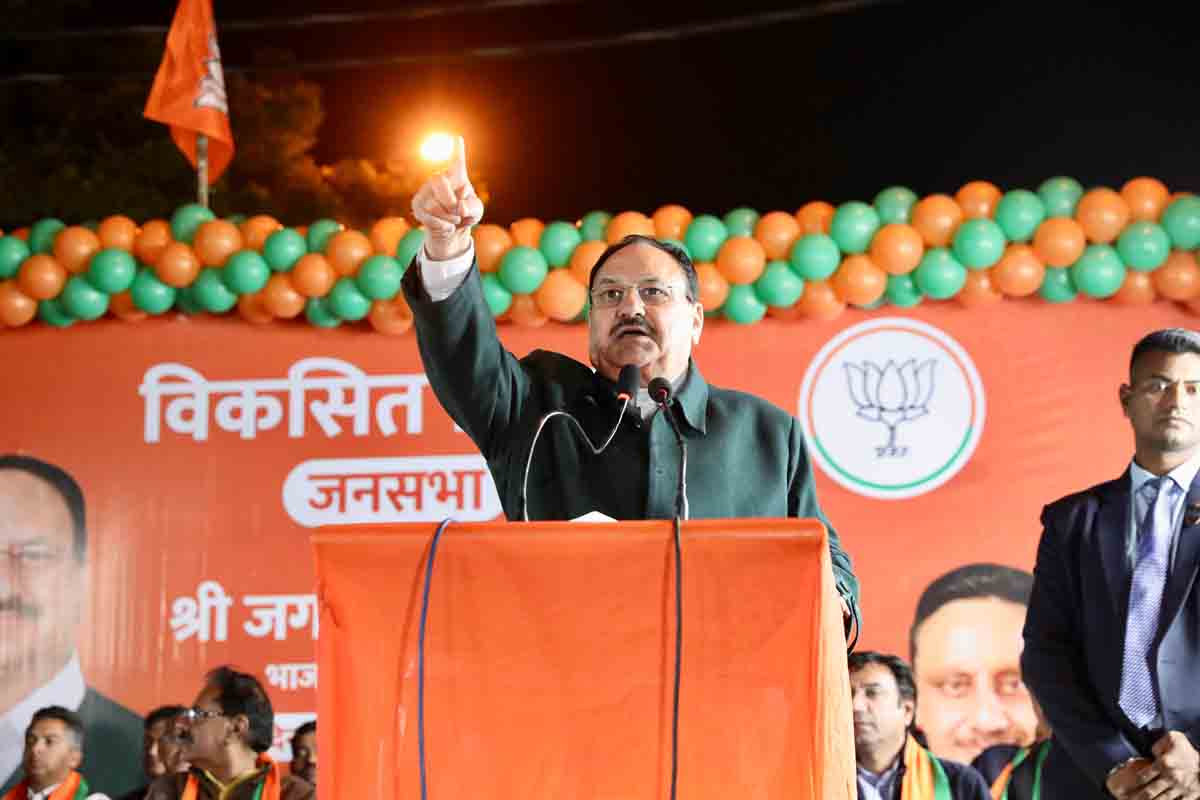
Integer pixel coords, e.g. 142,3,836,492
197,133,209,208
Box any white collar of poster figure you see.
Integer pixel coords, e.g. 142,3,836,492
0,653,86,787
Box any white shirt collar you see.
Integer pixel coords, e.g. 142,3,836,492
0,654,86,787
1129,450,1200,497
28,781,60,800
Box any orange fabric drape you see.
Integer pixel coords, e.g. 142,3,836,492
2,771,84,800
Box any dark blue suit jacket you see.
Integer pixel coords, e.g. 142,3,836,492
1021,469,1200,798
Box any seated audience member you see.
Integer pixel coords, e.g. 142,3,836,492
144,667,312,800
154,717,189,778
116,706,186,800
5,706,110,800
288,722,315,787
851,652,991,800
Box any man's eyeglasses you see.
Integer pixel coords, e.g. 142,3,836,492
590,282,687,309
180,707,225,723
2,542,68,566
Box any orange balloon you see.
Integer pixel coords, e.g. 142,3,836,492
473,224,514,274
193,220,244,268
52,226,101,274
97,215,138,251
18,254,68,300
605,211,655,244
155,242,201,288
795,202,835,235
0,280,37,326
291,253,336,297
652,205,693,241
1154,250,1200,301
237,291,274,325
765,302,803,320
535,270,588,322
869,224,924,275
11,227,29,241
326,230,373,276
695,262,730,312
991,244,1046,297
1121,177,1170,222
368,217,410,256
1033,217,1087,268
716,237,767,285
754,211,802,261
957,269,1003,308
1075,188,1130,244
296,225,309,238
510,218,546,249
955,181,1002,219
831,254,886,306
1112,270,1156,305
509,293,548,327
568,240,608,286
911,194,964,247
135,220,173,265
240,215,284,252
110,290,147,322
796,279,846,321
368,296,414,335
262,274,306,319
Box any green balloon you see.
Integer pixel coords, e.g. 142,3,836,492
1162,196,1200,250
1117,222,1171,272
192,268,238,313
1039,267,1077,303
86,248,137,294
498,246,549,294
307,219,343,253
81,220,99,231
174,286,204,315
225,214,247,225
753,260,805,307
263,229,307,272
723,207,760,238
853,297,887,311
659,238,692,260
913,248,967,300
60,275,109,320
722,284,767,324
1070,244,1125,298
129,270,177,314
0,236,31,279
328,277,372,321
951,218,1006,269
170,204,215,244
356,255,404,300
579,211,611,242
684,215,728,262
305,297,341,328
395,229,426,269
38,297,76,328
994,190,1046,242
829,201,880,255
789,234,841,281
222,250,270,294
539,221,583,268
885,273,923,307
481,273,513,317
874,186,918,225
1037,176,1084,218
29,219,66,255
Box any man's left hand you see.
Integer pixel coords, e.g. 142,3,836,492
1147,731,1200,796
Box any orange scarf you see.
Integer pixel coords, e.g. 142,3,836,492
180,754,281,800
898,735,952,800
2,771,88,800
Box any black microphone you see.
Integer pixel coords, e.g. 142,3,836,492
649,377,688,520
519,364,641,521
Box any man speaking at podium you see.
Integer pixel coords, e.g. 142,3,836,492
400,138,859,622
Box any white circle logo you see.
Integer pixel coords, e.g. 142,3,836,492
798,317,986,500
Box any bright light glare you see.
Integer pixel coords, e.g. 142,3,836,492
420,132,455,163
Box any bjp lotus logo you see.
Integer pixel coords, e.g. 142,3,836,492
844,359,937,457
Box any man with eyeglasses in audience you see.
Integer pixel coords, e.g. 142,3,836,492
145,667,312,800
402,138,859,626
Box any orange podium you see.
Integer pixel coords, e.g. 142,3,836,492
313,518,855,800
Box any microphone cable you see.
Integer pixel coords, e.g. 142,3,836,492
417,518,453,800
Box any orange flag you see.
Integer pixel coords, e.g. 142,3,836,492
143,0,235,184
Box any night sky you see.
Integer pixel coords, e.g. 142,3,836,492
21,0,1200,224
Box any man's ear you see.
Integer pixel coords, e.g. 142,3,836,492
901,698,915,728
1119,384,1132,418
691,300,704,344
68,747,82,770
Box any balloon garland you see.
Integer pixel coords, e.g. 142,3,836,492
1,177,1198,334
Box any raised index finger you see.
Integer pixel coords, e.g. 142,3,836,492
448,136,469,185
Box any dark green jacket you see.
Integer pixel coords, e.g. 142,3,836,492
403,263,860,610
